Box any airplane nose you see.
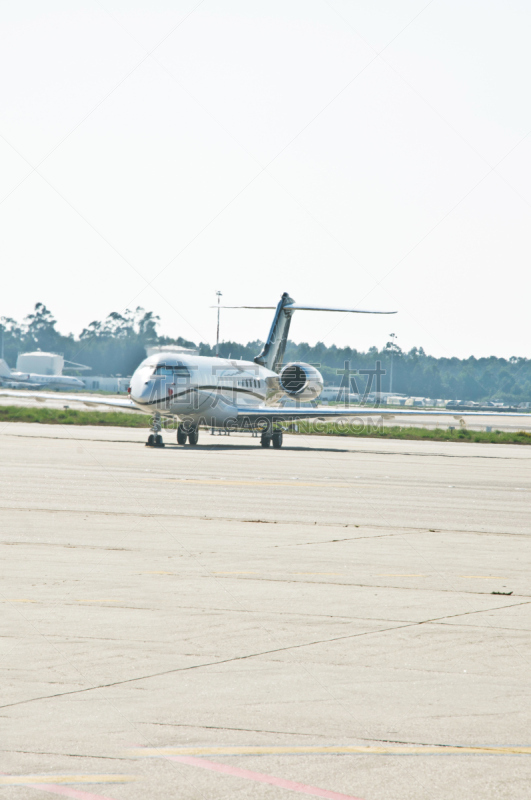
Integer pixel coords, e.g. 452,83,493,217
137,380,156,402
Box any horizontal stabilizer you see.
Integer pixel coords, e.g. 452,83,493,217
212,305,276,309
284,304,396,314
216,305,396,314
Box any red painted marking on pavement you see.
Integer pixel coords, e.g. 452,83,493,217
165,754,365,799
15,784,118,800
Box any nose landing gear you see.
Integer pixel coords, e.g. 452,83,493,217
146,413,165,447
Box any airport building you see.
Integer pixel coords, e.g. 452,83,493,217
16,351,65,375
145,345,198,358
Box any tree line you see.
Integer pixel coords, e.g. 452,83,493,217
1,303,530,402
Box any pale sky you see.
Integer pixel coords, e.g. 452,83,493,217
1,1,530,358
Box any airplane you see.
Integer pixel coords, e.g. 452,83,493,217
318,388,407,403
1,292,529,448
318,386,358,403
0,359,85,390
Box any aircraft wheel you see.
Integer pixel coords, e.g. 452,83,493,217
188,428,199,445
272,431,283,449
147,433,155,447
155,434,164,447
177,425,187,445
260,433,271,448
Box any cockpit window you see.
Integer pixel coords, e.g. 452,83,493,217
153,365,190,377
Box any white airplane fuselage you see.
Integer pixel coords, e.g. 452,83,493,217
129,353,284,427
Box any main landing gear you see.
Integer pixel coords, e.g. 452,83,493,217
177,423,199,446
260,429,283,448
146,413,164,447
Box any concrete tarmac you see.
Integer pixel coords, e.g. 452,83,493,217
1,422,530,800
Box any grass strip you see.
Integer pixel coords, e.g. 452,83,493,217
0,405,149,427
287,421,531,445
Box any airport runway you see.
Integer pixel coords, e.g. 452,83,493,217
1,422,530,800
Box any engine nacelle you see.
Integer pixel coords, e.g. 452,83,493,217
278,362,323,401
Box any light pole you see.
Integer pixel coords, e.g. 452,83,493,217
215,291,222,357
389,332,397,394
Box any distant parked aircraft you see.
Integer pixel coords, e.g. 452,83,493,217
0,359,84,390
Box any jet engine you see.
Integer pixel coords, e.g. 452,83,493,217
278,362,323,401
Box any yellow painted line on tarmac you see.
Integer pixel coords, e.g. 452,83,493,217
294,572,344,576
213,571,259,574
144,478,353,489
377,574,426,577
130,745,531,757
74,599,117,603
214,572,347,577
0,775,137,785
3,598,35,603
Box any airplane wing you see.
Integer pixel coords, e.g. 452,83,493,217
0,389,142,412
235,406,531,423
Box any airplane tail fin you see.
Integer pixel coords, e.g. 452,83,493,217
254,292,296,373
219,293,396,374
0,359,12,378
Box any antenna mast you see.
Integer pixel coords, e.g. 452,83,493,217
388,332,397,394
215,291,222,357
